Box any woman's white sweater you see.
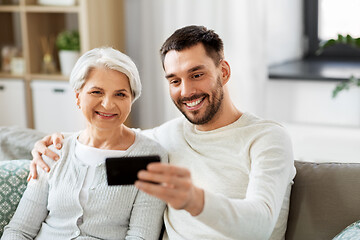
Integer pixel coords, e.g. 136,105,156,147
2,132,168,240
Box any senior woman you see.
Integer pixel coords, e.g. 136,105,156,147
1,47,167,240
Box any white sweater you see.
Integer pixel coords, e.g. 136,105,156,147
144,112,296,240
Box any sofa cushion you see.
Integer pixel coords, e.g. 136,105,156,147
333,220,360,240
285,161,360,240
0,126,45,161
0,160,30,236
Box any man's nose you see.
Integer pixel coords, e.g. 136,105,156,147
180,80,196,97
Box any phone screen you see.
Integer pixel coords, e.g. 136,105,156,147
105,155,160,185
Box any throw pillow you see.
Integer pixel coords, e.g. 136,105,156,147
0,160,30,236
333,220,360,240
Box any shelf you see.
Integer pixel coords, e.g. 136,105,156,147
30,73,69,81
269,58,360,81
24,5,79,13
0,5,20,12
0,72,24,79
0,5,79,13
0,73,69,81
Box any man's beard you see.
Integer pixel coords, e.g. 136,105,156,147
174,77,224,125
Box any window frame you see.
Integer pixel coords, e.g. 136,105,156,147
304,0,360,60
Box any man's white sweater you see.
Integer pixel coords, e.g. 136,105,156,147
145,112,296,240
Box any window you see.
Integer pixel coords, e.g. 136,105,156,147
304,0,360,59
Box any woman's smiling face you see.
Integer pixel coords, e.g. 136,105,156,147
76,67,132,131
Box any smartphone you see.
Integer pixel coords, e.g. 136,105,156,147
105,155,160,185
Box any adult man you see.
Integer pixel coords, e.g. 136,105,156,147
30,25,296,240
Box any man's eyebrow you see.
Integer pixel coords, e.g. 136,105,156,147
165,73,175,79
188,65,205,73
165,65,206,79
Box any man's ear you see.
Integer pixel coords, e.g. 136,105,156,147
220,60,231,85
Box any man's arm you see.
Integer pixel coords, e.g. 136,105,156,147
136,127,295,239
28,132,65,181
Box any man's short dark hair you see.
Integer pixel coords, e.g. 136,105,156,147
160,25,224,68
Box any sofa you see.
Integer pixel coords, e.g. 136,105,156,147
1,126,359,239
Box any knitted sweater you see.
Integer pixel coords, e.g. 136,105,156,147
2,132,168,240
144,112,296,240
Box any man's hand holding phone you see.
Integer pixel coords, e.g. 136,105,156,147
135,163,205,216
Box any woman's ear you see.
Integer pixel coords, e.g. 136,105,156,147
220,60,231,85
75,91,80,109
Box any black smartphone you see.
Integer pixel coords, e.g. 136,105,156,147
105,155,160,185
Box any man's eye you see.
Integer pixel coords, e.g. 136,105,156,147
192,73,203,79
170,79,180,85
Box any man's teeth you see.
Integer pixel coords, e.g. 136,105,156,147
97,112,114,117
186,99,202,107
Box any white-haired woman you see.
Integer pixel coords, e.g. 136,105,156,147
2,47,167,240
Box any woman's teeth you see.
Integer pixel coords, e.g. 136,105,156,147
97,112,114,117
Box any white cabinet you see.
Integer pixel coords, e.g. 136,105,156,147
0,79,27,128
31,80,85,133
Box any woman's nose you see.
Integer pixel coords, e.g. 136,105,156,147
101,96,114,109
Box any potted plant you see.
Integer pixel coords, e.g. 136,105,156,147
316,34,360,98
56,30,80,76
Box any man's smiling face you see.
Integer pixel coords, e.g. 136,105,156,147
164,43,224,126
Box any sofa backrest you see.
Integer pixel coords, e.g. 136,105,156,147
0,126,45,161
286,161,360,240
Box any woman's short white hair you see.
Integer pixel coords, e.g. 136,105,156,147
70,47,141,102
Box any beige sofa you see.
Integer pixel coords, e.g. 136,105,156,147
285,161,360,240
1,126,359,239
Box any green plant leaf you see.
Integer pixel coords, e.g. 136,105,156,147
317,34,360,98
317,34,360,55
332,76,360,98
56,30,80,51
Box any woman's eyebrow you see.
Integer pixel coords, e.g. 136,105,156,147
114,89,129,92
89,86,103,90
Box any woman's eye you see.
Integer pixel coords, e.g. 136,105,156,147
116,92,126,97
90,91,101,95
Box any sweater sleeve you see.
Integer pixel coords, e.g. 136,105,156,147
194,126,295,239
1,167,50,240
125,151,168,240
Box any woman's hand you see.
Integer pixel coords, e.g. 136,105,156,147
27,132,64,181
135,163,204,216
